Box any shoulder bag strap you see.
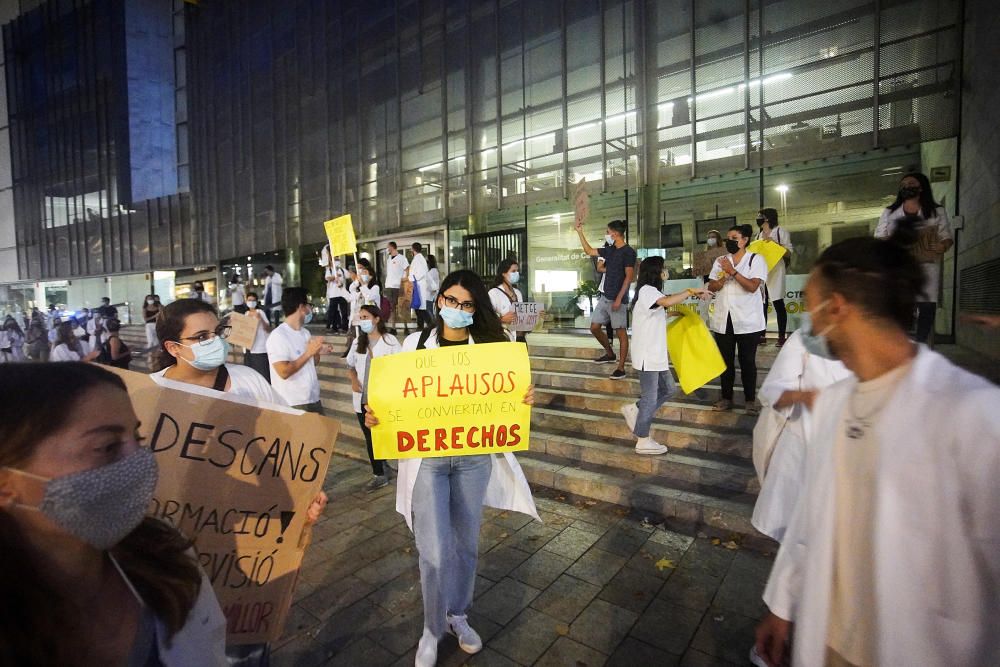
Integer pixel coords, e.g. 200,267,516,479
212,365,230,392
417,328,432,350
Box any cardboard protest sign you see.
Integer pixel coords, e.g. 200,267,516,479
574,178,590,225
323,214,357,257
667,305,726,394
367,342,531,460
747,240,787,272
513,302,543,332
226,311,258,349
109,368,339,645
692,247,726,277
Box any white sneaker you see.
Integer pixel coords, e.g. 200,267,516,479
415,629,438,667
446,614,483,654
635,437,668,455
620,403,638,433
748,645,769,667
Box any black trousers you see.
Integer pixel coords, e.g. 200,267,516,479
356,412,384,476
713,315,761,402
914,302,936,343
414,308,433,330
762,286,788,340
326,296,349,330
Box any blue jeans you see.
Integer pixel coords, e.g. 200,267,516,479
412,455,493,638
634,369,676,438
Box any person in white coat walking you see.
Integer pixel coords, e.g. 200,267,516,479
408,242,431,330
364,270,538,667
755,208,794,347
754,237,1000,667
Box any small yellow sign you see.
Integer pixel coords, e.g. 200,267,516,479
747,239,787,272
323,214,357,257
667,305,726,394
367,342,532,460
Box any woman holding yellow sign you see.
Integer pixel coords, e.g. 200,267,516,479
364,269,538,667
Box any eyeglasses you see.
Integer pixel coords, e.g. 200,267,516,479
179,324,232,345
441,294,476,313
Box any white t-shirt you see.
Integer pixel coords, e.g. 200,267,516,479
266,323,320,406
345,334,401,413
709,252,768,335
245,307,270,354
874,206,952,303
325,267,349,300
229,284,245,307
150,363,287,405
489,286,523,336
755,226,793,297
385,253,409,289
630,285,670,372
51,343,82,362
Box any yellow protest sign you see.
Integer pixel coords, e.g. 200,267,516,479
367,342,532,460
667,305,726,394
747,239,787,272
323,214,357,257
108,368,339,645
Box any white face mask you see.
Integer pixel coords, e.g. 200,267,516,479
707,238,718,248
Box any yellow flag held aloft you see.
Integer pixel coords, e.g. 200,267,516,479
746,239,787,272
667,305,726,394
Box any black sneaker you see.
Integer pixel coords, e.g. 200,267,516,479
610,368,627,380
593,353,617,364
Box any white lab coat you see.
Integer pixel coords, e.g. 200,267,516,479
263,272,283,308
408,253,429,310
394,329,539,531
755,226,793,297
750,331,851,541
763,347,1000,666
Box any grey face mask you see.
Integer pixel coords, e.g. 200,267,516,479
6,448,158,550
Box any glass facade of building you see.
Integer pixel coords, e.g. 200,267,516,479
5,0,964,334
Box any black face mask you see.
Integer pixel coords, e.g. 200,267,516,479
899,186,920,200
725,239,740,254
756,218,766,228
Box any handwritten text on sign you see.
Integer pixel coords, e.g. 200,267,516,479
513,301,543,332
323,214,357,257
226,310,259,349
109,368,338,645
367,342,532,460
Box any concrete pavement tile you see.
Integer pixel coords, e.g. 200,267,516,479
488,606,563,664
477,544,532,581
367,604,424,656
490,510,535,532
502,521,560,553
657,567,723,612
624,536,689,581
593,523,653,559
712,568,767,619
277,603,321,643
354,547,419,585
366,568,423,614
629,598,705,655
323,635,397,666
535,636,608,667
530,573,601,624
542,526,604,561
597,565,665,614
689,606,758,665
299,574,378,620
565,547,628,587
606,637,680,667
462,647,522,667
570,518,614,536
366,507,406,533
678,540,735,578
727,550,774,583
534,509,575,529
647,527,696,551
475,574,496,599
312,598,392,656
568,598,639,654
474,577,541,625
314,506,376,538
270,633,325,667
313,522,379,557
679,648,740,666
509,549,575,590
314,530,412,584
479,521,513,554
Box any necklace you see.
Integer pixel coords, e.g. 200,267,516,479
845,378,899,439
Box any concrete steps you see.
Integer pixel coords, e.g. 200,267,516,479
120,325,769,541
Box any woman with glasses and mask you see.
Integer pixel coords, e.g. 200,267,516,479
363,270,538,667
150,299,283,403
0,363,227,665
874,172,953,344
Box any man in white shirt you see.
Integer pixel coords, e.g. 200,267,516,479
325,260,350,333
753,237,1000,667
383,241,409,331
262,265,284,327
266,287,331,413
408,242,431,330
755,208,794,347
707,224,768,414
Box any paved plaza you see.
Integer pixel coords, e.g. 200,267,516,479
272,456,774,667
